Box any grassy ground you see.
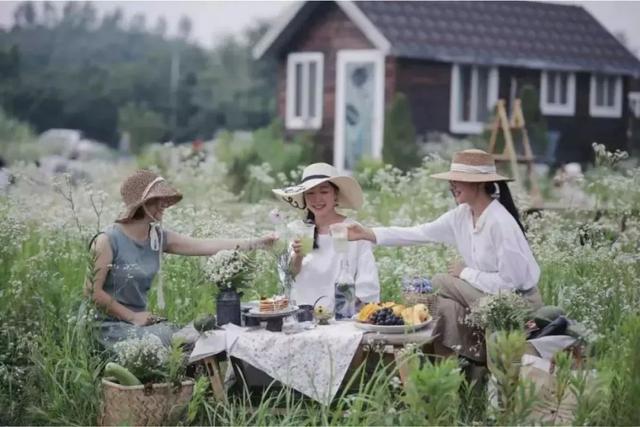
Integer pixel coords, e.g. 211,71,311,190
1,150,639,425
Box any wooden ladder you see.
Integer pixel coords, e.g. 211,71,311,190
487,99,542,207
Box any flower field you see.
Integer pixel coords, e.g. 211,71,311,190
1,144,639,425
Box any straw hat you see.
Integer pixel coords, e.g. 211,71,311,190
430,149,512,182
115,170,183,223
272,163,363,210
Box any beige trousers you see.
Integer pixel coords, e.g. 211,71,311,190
431,273,543,363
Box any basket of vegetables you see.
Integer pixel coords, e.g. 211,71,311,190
99,336,193,426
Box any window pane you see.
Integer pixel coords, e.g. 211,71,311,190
559,74,567,105
476,67,489,122
459,65,472,122
547,72,556,104
295,63,303,117
596,75,605,106
308,61,317,118
606,77,616,106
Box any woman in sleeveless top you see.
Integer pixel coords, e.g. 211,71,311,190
347,150,543,363
86,169,275,348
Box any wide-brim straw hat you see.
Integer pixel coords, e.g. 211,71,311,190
430,149,512,182
272,163,364,210
115,170,183,222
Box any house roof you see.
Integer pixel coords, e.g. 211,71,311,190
254,1,640,77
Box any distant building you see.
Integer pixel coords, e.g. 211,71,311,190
254,1,640,170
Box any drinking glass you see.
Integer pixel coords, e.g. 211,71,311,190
329,223,348,253
289,221,315,256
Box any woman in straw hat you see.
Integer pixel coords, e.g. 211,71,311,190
85,169,275,348
348,149,543,363
272,163,380,311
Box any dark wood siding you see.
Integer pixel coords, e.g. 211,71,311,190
276,2,373,162
498,68,629,164
394,59,451,135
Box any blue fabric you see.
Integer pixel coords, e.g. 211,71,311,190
95,224,173,348
101,224,165,313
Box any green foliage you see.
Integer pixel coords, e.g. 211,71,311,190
118,102,167,153
520,84,549,155
466,292,533,332
382,93,420,171
353,156,386,190
215,120,313,201
191,25,276,133
0,107,41,163
601,315,640,426
400,356,463,425
486,330,538,425
1,147,639,424
0,2,274,145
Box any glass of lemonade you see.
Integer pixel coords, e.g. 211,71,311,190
293,222,315,256
329,222,348,253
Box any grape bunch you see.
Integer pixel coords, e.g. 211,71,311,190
369,307,404,326
401,277,433,294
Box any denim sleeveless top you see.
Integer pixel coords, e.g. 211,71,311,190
101,224,167,313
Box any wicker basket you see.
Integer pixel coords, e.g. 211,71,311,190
99,378,194,426
402,292,439,316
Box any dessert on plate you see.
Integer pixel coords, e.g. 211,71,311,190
259,295,289,313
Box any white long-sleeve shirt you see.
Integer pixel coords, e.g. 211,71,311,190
373,200,540,294
292,219,380,308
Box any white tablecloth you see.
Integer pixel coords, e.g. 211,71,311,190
189,321,364,405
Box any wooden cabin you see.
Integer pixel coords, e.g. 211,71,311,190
254,1,640,170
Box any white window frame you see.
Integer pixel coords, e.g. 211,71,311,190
589,74,623,118
286,52,324,130
540,70,576,116
449,64,499,134
629,92,640,119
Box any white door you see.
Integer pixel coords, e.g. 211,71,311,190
334,50,385,172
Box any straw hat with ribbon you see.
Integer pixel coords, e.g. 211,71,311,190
115,170,182,310
116,170,183,223
430,149,512,182
272,163,364,210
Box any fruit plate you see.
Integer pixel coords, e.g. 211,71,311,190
247,305,299,319
353,317,433,334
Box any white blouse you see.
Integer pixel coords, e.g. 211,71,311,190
373,200,540,294
291,219,380,308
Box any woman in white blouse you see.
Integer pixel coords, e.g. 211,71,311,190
348,149,543,363
272,163,380,310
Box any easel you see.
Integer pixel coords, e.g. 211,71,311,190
488,99,542,207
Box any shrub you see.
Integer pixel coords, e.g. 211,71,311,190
383,93,421,171
118,103,167,154
214,120,313,201
520,84,549,157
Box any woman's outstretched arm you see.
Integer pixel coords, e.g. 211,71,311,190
164,231,277,256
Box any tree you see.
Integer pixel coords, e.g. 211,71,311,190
153,17,167,38
382,93,420,171
178,16,192,40
13,2,37,29
118,103,167,154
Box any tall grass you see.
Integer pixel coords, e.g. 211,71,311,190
1,145,639,425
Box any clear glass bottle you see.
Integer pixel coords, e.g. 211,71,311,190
334,257,356,320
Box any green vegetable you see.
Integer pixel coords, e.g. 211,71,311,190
104,362,142,386
194,314,217,333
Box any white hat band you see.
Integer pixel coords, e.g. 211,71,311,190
450,163,496,174
141,176,165,200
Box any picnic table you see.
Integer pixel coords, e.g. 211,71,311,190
189,320,437,405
